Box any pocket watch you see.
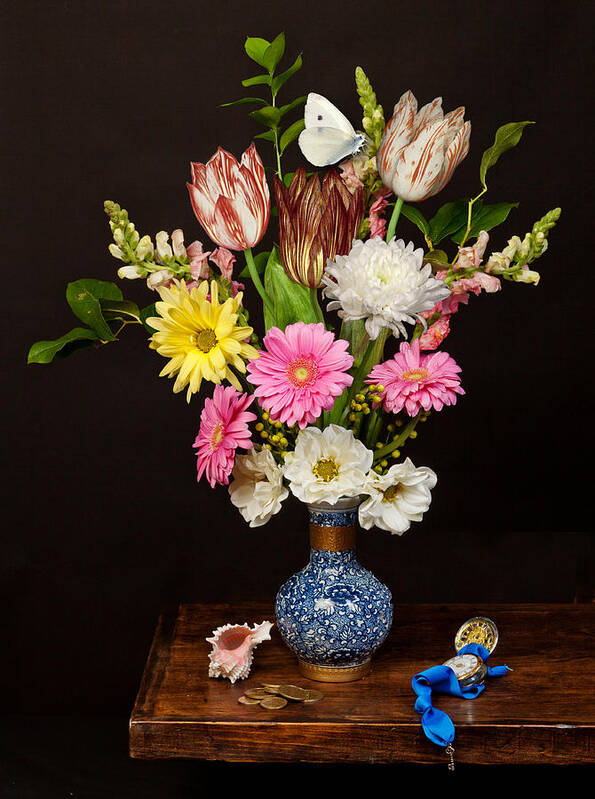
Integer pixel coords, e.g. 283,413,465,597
442,616,499,688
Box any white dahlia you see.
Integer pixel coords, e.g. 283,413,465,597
283,424,373,505
229,448,289,527
359,458,437,535
322,237,450,340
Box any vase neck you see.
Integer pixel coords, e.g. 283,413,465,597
307,503,358,552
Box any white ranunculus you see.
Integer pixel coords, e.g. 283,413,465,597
322,237,450,340
283,424,373,505
229,448,289,527
359,458,437,535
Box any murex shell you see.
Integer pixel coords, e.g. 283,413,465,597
206,620,273,683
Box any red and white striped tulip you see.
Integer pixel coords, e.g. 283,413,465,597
377,91,471,202
187,143,270,251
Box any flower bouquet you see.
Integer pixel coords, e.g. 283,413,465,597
29,33,560,680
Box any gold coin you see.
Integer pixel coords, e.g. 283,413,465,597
260,696,288,709
303,689,324,703
261,683,282,692
244,688,268,699
238,695,261,705
278,684,308,701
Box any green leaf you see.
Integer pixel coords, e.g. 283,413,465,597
66,279,123,341
241,74,271,88
262,32,285,72
249,105,282,128
428,201,469,244
140,303,157,333
254,130,277,142
220,97,268,108
278,95,307,118
244,37,271,68
339,319,367,368
239,250,270,279
271,54,302,95
263,247,321,331
283,171,295,188
280,119,305,153
99,298,141,323
27,327,98,364
480,121,535,189
401,204,430,238
450,201,519,244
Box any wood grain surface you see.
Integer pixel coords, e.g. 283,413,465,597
130,603,594,764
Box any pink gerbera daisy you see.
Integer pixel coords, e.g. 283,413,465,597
367,339,464,416
246,322,354,429
193,385,257,487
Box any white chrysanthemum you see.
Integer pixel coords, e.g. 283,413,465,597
229,448,289,528
283,424,373,505
359,458,437,535
322,237,450,340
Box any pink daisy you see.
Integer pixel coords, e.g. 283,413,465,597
367,339,464,416
193,385,256,487
246,322,354,429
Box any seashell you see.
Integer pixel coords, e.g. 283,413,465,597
206,620,273,683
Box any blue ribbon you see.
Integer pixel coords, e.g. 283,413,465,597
412,643,510,747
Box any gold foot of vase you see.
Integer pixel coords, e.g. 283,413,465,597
298,658,371,683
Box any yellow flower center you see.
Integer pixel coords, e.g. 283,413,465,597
194,329,217,353
287,357,318,388
210,422,224,449
312,457,339,482
402,368,428,382
382,483,403,503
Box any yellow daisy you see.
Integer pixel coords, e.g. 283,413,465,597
147,279,259,402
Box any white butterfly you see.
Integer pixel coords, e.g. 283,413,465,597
298,93,366,167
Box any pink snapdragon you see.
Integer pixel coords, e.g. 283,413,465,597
246,322,354,429
210,247,236,281
338,158,365,192
367,339,464,416
418,316,451,350
194,386,256,487
187,240,211,280
369,187,392,239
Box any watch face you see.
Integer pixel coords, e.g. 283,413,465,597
443,653,482,681
454,616,499,654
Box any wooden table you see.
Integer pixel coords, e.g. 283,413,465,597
130,603,594,765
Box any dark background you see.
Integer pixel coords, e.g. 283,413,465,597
2,0,593,792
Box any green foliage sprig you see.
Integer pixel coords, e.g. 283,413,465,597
401,120,535,257
222,33,305,179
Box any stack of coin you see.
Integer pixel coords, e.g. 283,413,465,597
237,683,324,709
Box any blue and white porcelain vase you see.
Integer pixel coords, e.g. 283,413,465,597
275,499,393,682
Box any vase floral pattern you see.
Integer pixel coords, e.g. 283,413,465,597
275,503,393,668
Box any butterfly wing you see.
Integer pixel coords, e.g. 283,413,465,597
304,93,356,136
298,126,364,167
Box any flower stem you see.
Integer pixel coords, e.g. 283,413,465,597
244,248,274,316
309,286,325,324
385,196,404,242
335,328,389,425
373,413,421,461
